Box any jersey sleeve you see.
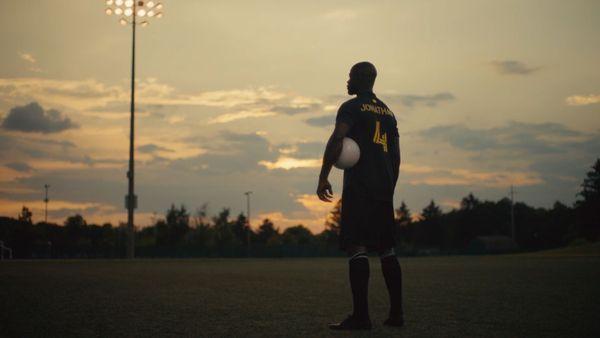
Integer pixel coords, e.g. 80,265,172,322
391,116,399,137
335,101,355,128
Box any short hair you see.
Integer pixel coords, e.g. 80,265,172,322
350,62,377,87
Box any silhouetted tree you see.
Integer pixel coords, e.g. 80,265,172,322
231,213,250,246
321,199,342,245
394,201,412,245
64,214,89,256
421,200,442,220
256,218,278,244
156,204,190,249
282,225,313,245
415,200,444,247
460,193,480,211
575,158,600,241
212,208,241,255
18,206,32,224
193,203,209,227
396,201,411,227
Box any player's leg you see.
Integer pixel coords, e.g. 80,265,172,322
348,245,370,321
329,245,372,330
379,247,404,326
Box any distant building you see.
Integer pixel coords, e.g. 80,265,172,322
466,235,518,254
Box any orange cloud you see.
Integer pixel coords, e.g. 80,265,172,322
208,110,276,124
259,157,320,170
0,198,156,227
251,194,336,234
0,166,32,182
565,94,600,106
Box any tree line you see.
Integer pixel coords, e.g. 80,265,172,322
1,159,598,258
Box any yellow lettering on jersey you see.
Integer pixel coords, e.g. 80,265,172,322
360,103,394,117
373,120,388,152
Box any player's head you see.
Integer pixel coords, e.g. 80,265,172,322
347,62,377,95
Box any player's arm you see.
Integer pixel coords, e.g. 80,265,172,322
391,134,401,189
317,122,351,202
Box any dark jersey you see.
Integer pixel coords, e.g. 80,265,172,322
336,92,399,202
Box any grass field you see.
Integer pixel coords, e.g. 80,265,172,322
1,246,599,337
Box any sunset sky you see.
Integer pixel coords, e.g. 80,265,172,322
0,0,598,233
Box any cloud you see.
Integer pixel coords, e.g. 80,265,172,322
208,110,276,124
322,9,358,21
0,77,330,126
565,94,600,106
382,92,455,108
1,102,78,133
490,60,541,75
401,163,543,188
276,141,324,159
18,52,42,73
259,157,320,170
305,115,334,127
0,78,121,111
0,197,155,226
415,121,599,187
252,194,336,234
0,132,119,173
18,52,36,64
270,96,322,115
138,143,174,154
406,167,543,188
171,131,277,174
0,165,33,182
419,121,583,155
4,162,33,172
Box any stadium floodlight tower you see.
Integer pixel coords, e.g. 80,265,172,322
104,0,164,259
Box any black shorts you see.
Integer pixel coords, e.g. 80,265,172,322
339,189,396,253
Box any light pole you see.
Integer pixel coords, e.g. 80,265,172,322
104,0,164,259
244,191,252,253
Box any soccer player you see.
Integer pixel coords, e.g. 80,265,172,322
317,62,404,330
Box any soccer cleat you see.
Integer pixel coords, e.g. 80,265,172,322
328,315,373,330
383,315,404,327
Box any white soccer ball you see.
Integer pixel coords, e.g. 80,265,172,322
335,137,360,169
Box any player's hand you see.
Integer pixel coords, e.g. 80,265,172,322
317,177,333,202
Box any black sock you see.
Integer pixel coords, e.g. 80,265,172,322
348,253,370,320
381,255,403,318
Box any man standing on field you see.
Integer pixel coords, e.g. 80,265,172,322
317,62,404,330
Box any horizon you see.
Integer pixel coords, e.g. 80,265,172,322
1,0,599,233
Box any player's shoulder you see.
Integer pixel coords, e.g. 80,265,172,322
373,96,392,110
339,96,361,110
373,96,397,119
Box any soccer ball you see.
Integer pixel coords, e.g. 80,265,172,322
335,137,360,169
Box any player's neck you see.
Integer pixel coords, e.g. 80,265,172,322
356,90,375,98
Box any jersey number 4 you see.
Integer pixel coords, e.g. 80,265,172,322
373,120,388,152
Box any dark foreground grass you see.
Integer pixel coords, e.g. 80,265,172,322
1,252,599,337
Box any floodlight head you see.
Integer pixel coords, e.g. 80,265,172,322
104,0,164,26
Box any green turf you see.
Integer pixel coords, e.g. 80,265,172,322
1,254,599,337
515,240,600,257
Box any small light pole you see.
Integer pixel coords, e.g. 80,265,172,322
43,184,49,223
104,0,164,259
244,191,252,254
